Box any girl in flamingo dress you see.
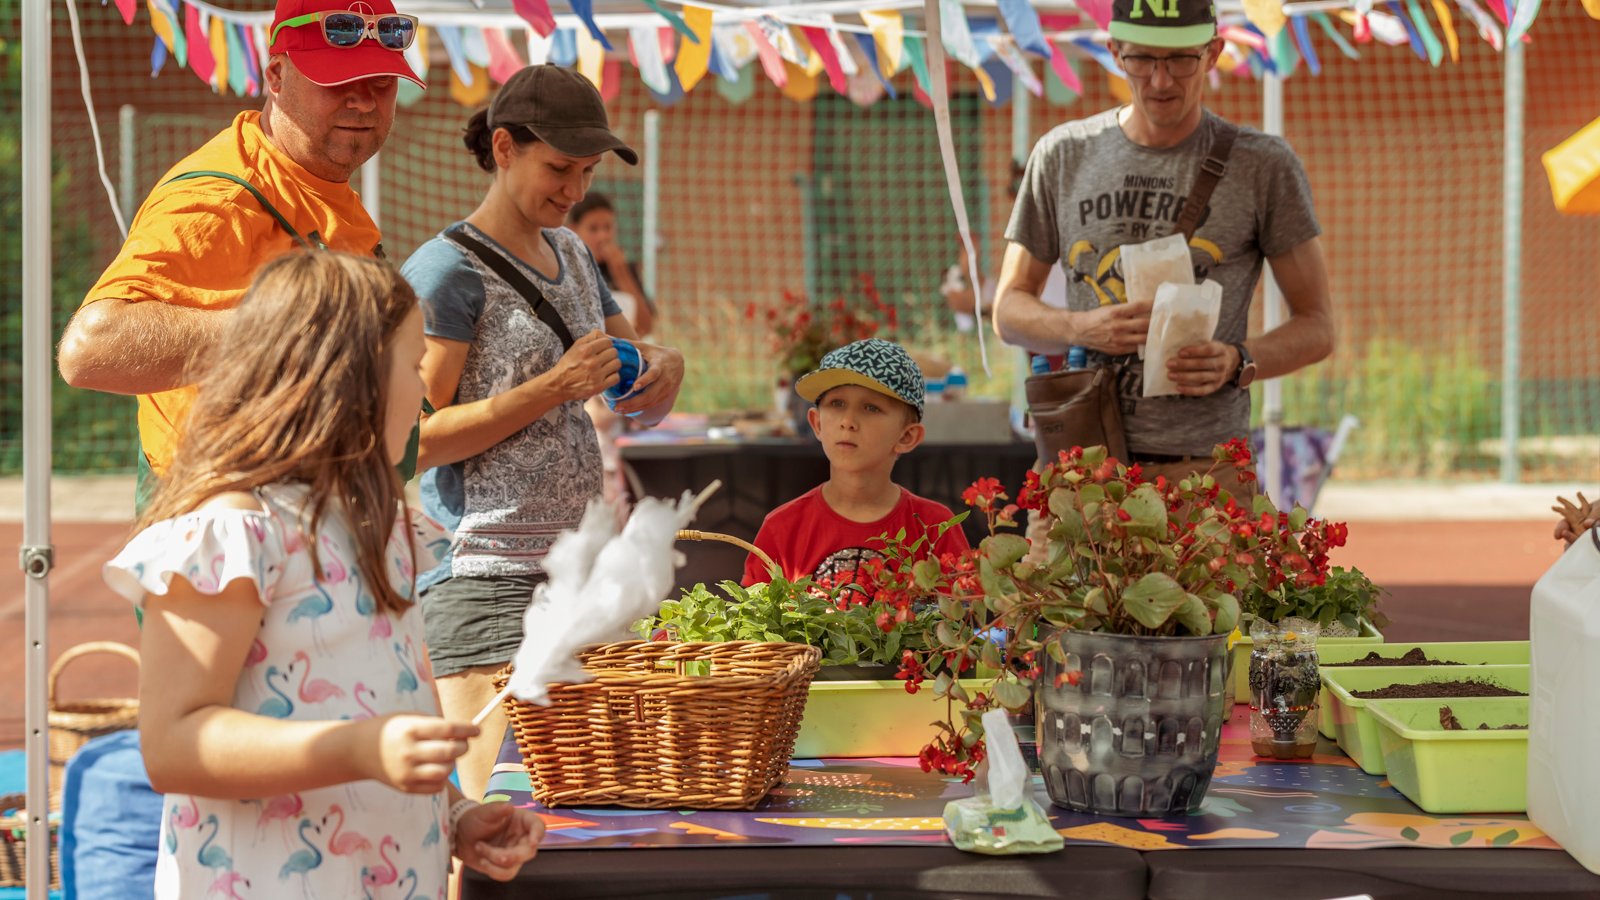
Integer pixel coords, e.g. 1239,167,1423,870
103,252,543,899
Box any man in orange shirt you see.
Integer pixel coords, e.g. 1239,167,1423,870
58,0,425,500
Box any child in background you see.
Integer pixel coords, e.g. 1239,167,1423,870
103,252,542,898
743,339,970,587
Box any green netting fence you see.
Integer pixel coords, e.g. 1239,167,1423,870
2,0,1597,480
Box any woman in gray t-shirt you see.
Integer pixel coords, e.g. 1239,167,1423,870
400,64,684,800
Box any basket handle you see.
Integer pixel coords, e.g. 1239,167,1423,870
675,529,777,576
48,641,141,707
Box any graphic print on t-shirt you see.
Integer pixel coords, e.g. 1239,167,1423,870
813,545,884,587
1064,173,1225,309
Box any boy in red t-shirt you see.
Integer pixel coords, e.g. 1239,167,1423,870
743,339,970,586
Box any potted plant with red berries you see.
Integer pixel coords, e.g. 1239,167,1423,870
872,440,1347,814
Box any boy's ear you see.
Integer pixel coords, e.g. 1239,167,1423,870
806,405,822,439
895,420,926,455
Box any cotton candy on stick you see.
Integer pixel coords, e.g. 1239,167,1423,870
471,481,720,726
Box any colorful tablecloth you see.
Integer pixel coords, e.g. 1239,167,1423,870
484,705,1557,853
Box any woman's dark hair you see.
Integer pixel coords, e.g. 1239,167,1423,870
568,193,614,225
463,109,541,173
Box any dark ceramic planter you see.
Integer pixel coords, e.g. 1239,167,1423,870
1036,630,1228,816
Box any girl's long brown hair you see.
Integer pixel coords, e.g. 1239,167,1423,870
138,251,420,615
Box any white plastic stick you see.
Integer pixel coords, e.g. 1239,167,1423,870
472,685,513,728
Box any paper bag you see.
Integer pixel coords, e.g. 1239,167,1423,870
1120,234,1194,358
1142,279,1223,398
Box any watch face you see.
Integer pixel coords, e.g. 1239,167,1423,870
1237,362,1258,389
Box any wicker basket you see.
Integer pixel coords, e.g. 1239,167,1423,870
48,642,140,801
496,640,821,810
0,795,59,890
675,528,777,578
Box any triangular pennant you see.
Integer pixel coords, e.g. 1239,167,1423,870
968,17,1001,65
437,27,475,85
797,25,849,94
1431,0,1461,61
577,27,605,89
998,0,1050,57
1076,0,1114,29
1046,42,1081,95
1220,24,1268,51
513,0,557,38
706,26,734,80
938,0,982,68
852,32,898,98
641,0,699,43
658,26,677,66
1454,0,1504,50
717,59,757,102
600,58,622,103
903,34,931,96
1312,12,1361,59
1072,37,1122,75
404,26,429,84
647,58,686,106
550,28,578,66
1505,0,1540,43
1384,1,1430,60
674,4,714,92
743,20,788,87
461,26,492,68
1482,0,1509,27
113,0,136,25
1242,0,1287,38
860,10,904,77
778,58,818,101
185,6,215,86
1038,12,1083,30
527,30,553,65
1364,9,1410,45
151,36,168,76
208,14,228,92
978,57,1013,106
568,0,614,52
713,23,757,75
995,39,1043,96
484,28,523,85
1271,25,1299,75
451,62,491,107
241,23,261,92
226,22,248,95
755,16,807,66
1404,0,1446,64
160,0,187,67
630,26,672,94
1290,15,1321,75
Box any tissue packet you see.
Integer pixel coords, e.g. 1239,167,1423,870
942,709,1064,855
1120,234,1194,358
1142,279,1223,398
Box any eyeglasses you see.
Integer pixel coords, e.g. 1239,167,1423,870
1118,52,1206,79
272,10,419,51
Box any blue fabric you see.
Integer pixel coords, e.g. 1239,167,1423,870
59,731,160,900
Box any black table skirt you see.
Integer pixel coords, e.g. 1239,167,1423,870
1144,848,1600,899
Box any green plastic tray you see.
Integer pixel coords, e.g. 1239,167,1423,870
1229,618,1383,700
1368,697,1528,813
794,678,988,759
1320,664,1529,775
1317,641,1530,739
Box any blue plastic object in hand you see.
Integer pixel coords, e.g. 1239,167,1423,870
604,337,649,416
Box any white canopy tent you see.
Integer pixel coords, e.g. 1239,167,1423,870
16,0,1535,893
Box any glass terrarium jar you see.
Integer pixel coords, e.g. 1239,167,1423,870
1248,617,1322,760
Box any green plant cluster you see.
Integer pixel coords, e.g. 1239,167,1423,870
1241,565,1389,634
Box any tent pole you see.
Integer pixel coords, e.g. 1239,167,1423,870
21,0,55,889
1262,70,1286,507
1500,42,1524,483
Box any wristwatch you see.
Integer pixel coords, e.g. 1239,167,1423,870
1230,342,1258,389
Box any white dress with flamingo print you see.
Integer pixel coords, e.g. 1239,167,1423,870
104,483,455,900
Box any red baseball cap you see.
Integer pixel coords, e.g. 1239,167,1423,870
268,0,425,88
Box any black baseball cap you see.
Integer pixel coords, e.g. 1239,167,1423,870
487,64,638,165
1109,0,1218,48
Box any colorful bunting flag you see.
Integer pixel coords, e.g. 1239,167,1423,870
1455,0,1504,50
674,5,714,92
550,28,578,66
404,26,428,85
1313,12,1361,59
755,16,806,66
113,0,136,26
1404,0,1446,64
185,6,215,86
998,0,1050,57
779,59,818,102
641,0,699,44
1385,1,1430,59
484,28,522,84
1072,38,1123,76
513,0,556,39
451,62,490,107
978,57,1013,107
1076,0,1114,29
850,32,897,98
1290,15,1321,75
601,58,622,103
567,0,613,51
241,24,261,93
717,62,756,103
1242,0,1288,38
797,25,849,94
526,29,552,65
860,10,904,77
208,14,228,92
151,36,167,77
631,28,671,94
437,27,474,85
742,21,788,87
938,0,982,68
1046,42,1081,95
903,34,931,96
1431,0,1461,61
1505,0,1540,43
226,22,248,95
577,28,605,89
995,40,1043,97
461,26,491,68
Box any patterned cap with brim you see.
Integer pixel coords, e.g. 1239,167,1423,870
1109,0,1218,48
795,339,925,419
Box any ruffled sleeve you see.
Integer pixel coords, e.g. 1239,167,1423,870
103,509,287,609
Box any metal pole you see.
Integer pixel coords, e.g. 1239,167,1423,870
641,110,660,299
119,104,136,224
1261,71,1286,507
21,0,55,890
1011,74,1030,169
361,152,382,229
1500,43,1524,483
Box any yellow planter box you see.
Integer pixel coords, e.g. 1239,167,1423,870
794,678,991,759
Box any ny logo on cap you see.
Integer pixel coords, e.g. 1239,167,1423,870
1129,0,1181,19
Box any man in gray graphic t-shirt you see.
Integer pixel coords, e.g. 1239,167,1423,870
994,0,1334,483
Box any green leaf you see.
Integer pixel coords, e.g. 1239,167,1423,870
1491,829,1519,846
912,558,941,591
1078,484,1106,507
1400,826,1421,842
1449,830,1473,847
1174,593,1212,635
982,533,1031,569
949,680,969,702
1080,446,1107,468
1211,593,1240,636
1085,587,1108,615
1045,640,1067,664
1120,485,1167,533
1121,573,1188,629
994,680,1032,711
1288,507,1309,531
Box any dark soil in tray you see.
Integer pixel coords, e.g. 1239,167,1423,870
1350,680,1526,700
1325,647,1465,668
1439,706,1528,731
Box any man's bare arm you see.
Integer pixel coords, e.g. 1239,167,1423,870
57,299,232,395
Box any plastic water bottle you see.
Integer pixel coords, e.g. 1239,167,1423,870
1030,354,1052,376
924,378,947,404
945,368,968,401
603,338,648,417
1527,535,1600,875
1067,346,1087,370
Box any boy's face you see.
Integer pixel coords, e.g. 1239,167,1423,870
808,384,923,471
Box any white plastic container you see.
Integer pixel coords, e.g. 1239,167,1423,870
1527,528,1600,875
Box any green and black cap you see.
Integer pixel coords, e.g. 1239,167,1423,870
1109,0,1218,48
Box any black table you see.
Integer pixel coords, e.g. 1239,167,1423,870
620,436,1038,591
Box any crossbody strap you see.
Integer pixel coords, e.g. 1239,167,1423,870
443,225,576,351
1174,121,1239,241
163,170,326,250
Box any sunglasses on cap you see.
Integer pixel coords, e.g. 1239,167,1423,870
271,10,419,51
